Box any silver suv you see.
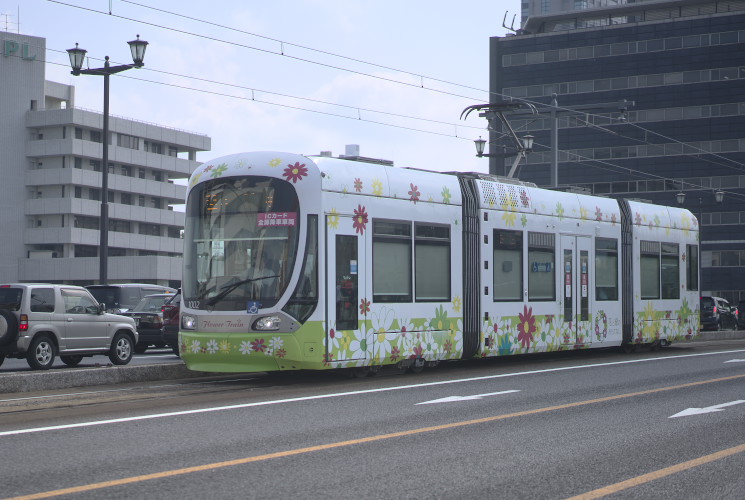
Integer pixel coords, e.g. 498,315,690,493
0,284,138,370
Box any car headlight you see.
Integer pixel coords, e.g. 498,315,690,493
253,315,281,331
181,314,197,330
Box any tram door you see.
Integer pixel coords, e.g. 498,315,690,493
560,235,592,345
326,217,369,363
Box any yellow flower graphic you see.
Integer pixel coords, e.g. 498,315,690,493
219,340,231,353
269,158,282,167
579,206,589,219
372,179,383,196
453,296,462,313
327,209,340,229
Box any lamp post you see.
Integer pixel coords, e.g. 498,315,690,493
474,134,533,178
67,36,148,285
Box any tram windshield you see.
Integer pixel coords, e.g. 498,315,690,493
183,176,300,310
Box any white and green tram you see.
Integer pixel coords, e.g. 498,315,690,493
180,151,700,373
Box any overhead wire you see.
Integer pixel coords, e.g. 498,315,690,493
45,0,745,195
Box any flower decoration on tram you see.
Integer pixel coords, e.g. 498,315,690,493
353,205,368,234
189,172,202,188
408,183,421,203
442,186,452,204
452,296,462,313
283,162,308,183
517,305,537,349
635,212,642,226
210,163,228,178
611,213,617,225
250,338,267,353
556,202,565,220
595,207,603,221
359,298,371,315
354,178,363,192
579,206,589,220
327,208,340,229
372,179,383,196
268,158,282,168
520,189,530,208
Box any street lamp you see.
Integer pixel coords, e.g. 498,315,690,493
473,134,534,178
67,36,149,285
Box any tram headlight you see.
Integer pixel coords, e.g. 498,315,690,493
253,315,281,331
182,314,197,330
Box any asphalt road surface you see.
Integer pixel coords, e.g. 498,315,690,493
1,340,744,499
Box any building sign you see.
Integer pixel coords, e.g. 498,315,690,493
3,40,37,61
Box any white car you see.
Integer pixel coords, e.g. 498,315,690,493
0,284,137,370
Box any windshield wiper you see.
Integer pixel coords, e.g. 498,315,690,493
205,275,279,307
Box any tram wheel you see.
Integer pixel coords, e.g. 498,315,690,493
621,343,637,354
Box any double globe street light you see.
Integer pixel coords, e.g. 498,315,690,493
66,36,149,285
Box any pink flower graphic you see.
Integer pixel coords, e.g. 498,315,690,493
353,205,368,234
283,162,308,183
354,178,363,192
359,298,370,315
517,305,537,349
408,183,420,203
250,338,266,353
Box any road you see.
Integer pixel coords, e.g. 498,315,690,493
1,340,744,499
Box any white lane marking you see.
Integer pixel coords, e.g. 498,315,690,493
669,400,745,418
724,359,745,363
2,348,744,437
417,390,520,405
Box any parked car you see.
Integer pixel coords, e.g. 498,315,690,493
700,296,737,331
86,284,176,314
122,293,174,353
160,290,181,355
0,284,137,370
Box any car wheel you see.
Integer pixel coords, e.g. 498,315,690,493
715,319,722,331
0,309,19,346
60,355,83,367
26,334,56,370
171,344,180,356
109,332,134,365
134,344,148,354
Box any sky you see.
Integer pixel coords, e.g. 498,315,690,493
1,0,521,174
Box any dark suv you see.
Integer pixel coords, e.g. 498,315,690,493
700,296,737,331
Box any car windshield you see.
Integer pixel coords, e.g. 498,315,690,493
701,297,714,308
183,176,300,310
0,288,22,310
132,295,170,313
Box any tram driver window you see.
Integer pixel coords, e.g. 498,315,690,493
493,230,523,301
595,238,618,301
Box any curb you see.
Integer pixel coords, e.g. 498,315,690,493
0,362,218,394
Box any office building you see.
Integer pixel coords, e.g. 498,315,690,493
490,0,745,301
1,31,211,287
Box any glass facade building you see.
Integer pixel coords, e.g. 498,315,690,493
490,1,745,301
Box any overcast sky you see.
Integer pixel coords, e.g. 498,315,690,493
2,0,520,172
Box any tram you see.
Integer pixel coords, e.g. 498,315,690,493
179,151,700,373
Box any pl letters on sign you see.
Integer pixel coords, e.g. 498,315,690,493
3,40,37,61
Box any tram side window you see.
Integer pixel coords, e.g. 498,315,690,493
528,232,555,301
373,220,412,302
415,223,450,301
283,215,318,323
686,244,699,291
661,243,680,299
640,241,661,299
493,229,523,301
595,238,618,301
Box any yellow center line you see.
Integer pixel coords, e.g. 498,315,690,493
6,373,745,500
567,442,745,499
